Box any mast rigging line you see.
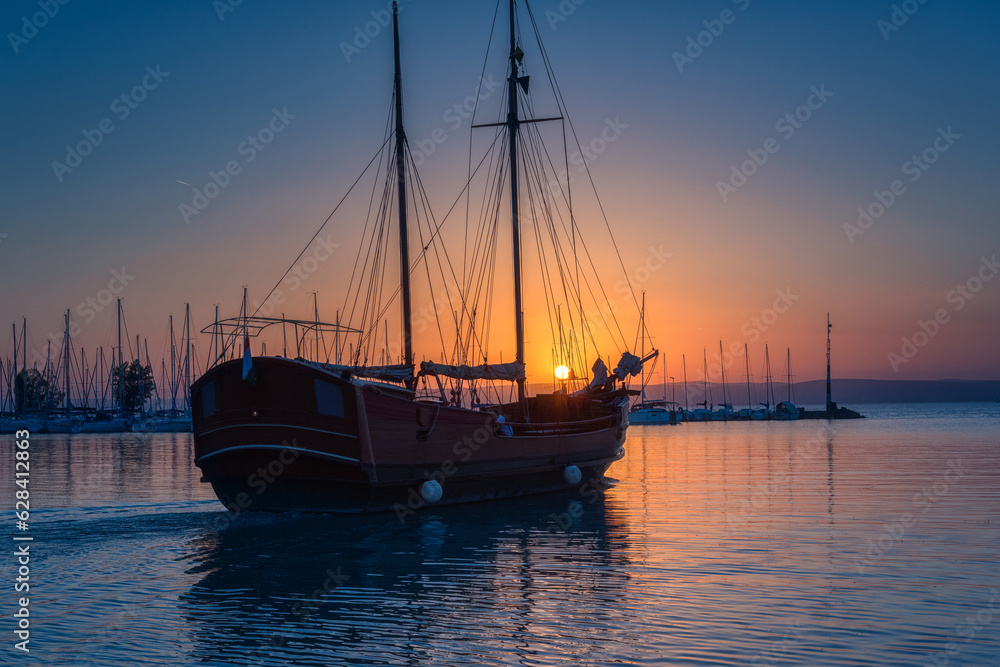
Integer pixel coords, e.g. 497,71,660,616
511,59,629,361
357,128,507,352
469,0,633,365
339,97,397,363
523,1,649,341
464,0,502,293
234,133,394,360
235,0,640,378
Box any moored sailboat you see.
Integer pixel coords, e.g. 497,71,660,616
774,347,799,420
628,293,673,424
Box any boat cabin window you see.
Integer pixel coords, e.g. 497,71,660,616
201,381,216,418
315,379,345,417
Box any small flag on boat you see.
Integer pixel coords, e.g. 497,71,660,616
242,333,257,385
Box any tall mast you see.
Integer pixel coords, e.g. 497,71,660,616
214,305,221,363
764,343,773,409
682,354,688,411
826,313,833,412
169,314,177,412
719,340,727,420
640,292,645,400
44,340,50,409
99,347,104,412
508,0,526,407
144,337,152,413
136,335,141,414
81,347,88,409
12,322,17,416
787,347,793,402
117,299,123,416
64,309,71,416
662,360,667,404
703,348,710,408
392,1,413,374
313,292,320,362
184,303,191,412
744,343,751,411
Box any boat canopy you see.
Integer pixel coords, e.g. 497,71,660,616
418,360,525,382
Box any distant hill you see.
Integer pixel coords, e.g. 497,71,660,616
597,378,1000,406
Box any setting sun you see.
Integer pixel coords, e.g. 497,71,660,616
554,366,570,380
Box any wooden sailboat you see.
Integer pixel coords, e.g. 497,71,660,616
191,1,646,514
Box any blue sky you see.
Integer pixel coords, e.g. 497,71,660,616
2,0,998,382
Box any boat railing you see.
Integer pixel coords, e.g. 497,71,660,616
498,414,616,437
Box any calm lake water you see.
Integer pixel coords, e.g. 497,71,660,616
2,403,998,665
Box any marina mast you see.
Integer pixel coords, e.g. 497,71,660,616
507,0,525,408
826,313,835,412
392,1,414,378
117,299,124,416
64,309,70,416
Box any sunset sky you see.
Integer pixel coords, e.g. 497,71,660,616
2,0,998,388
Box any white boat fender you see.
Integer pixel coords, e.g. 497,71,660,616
563,464,582,485
420,480,443,503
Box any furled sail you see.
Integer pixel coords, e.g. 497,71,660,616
302,360,415,383
418,361,526,382
613,352,642,380
589,358,609,391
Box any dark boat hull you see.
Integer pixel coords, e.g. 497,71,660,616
192,358,626,514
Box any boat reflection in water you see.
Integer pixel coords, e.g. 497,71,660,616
181,488,631,664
